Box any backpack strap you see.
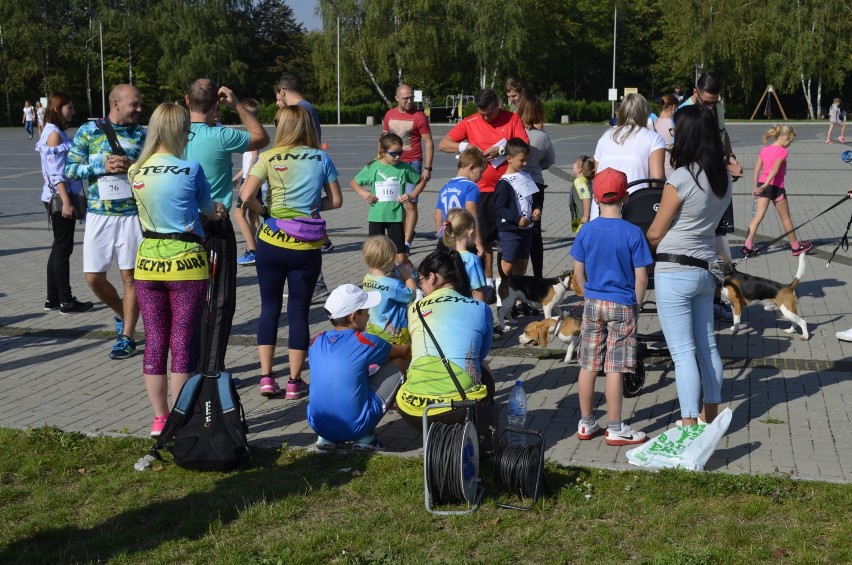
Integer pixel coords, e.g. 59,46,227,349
415,301,467,401
216,372,250,452
152,373,204,451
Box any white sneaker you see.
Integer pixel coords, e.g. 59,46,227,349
675,417,707,427
604,423,648,446
576,419,601,440
836,328,852,342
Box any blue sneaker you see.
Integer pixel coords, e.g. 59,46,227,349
114,315,124,338
110,335,136,360
237,249,256,266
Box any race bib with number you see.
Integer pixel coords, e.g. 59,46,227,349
505,173,539,197
375,179,401,202
98,175,132,201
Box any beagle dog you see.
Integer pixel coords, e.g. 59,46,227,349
518,314,582,363
721,252,809,339
496,270,581,328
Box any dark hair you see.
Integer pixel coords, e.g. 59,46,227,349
658,94,679,109
696,73,722,95
671,105,727,198
505,137,530,157
187,78,217,114
277,73,304,94
45,92,72,130
475,89,498,109
418,249,472,298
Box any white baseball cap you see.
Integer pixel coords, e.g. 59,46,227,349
324,284,381,319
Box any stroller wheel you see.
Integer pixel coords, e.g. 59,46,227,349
623,361,645,398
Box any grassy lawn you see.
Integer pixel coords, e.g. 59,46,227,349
1,427,850,564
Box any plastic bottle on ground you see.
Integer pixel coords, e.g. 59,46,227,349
507,380,528,445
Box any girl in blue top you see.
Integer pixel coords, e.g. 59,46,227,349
129,102,226,438
442,208,487,302
362,235,417,344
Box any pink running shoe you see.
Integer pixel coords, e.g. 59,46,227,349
150,416,168,438
792,241,813,256
840,136,846,143
259,375,281,397
285,378,309,400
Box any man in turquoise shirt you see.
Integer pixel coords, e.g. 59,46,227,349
184,78,269,374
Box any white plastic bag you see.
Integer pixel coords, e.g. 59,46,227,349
626,408,732,471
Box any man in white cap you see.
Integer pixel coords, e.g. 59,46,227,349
307,284,411,451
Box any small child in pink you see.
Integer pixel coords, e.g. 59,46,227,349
742,125,812,257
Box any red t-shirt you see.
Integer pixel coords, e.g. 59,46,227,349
382,108,431,163
446,110,529,193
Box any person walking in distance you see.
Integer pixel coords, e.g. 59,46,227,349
65,84,146,359
183,79,269,375
382,84,434,254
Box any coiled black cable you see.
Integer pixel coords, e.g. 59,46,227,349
426,422,469,504
493,440,542,499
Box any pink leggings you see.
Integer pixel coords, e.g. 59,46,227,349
136,279,207,375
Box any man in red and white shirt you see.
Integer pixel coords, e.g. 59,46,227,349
382,84,434,254
439,89,528,290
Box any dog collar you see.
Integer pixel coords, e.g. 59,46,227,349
553,314,566,336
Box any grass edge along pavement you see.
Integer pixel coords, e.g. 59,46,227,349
1,427,851,564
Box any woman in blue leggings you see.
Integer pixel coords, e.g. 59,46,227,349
647,105,732,427
239,106,342,399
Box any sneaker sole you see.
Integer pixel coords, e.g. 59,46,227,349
577,429,601,440
237,262,256,266
284,391,307,400
605,436,649,446
109,351,136,360
259,388,281,397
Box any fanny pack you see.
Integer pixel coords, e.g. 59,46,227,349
265,216,326,242
143,230,204,245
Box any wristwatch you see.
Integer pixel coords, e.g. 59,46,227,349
424,166,433,172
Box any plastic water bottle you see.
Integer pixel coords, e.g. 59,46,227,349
133,453,157,471
751,199,757,217
507,380,528,444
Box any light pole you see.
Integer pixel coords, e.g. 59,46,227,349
325,0,341,125
611,1,617,119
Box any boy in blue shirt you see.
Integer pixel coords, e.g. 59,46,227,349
307,284,411,451
569,168,652,446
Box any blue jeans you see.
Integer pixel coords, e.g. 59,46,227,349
404,159,422,203
655,269,723,418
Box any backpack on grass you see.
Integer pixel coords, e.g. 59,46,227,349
152,372,250,471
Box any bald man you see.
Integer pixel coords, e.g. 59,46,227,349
66,84,146,360
382,84,434,253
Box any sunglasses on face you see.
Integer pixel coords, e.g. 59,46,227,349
386,150,403,157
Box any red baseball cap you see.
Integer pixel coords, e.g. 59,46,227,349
593,168,628,203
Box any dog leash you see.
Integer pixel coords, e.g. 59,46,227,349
825,209,851,268
744,195,850,259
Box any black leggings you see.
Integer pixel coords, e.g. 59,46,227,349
530,183,545,278
44,203,77,304
255,238,322,350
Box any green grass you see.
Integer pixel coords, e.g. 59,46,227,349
1,427,850,564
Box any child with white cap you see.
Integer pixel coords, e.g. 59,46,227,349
307,283,411,451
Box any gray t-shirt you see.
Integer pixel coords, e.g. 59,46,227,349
523,128,555,185
655,164,732,273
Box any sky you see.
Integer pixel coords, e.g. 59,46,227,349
285,0,322,31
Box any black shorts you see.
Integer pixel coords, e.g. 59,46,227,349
369,221,405,252
754,182,787,202
477,191,498,244
498,229,533,262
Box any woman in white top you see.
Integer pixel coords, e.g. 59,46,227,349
22,100,35,140
592,93,666,220
826,98,846,144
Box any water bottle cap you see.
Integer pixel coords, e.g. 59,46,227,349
515,380,523,386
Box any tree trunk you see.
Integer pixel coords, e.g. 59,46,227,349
128,42,134,85
360,54,391,107
816,74,822,120
800,75,814,119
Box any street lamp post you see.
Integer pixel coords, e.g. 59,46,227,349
336,15,340,125
611,1,617,119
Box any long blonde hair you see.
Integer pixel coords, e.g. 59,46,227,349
134,103,189,171
763,124,796,145
613,93,651,144
273,105,319,149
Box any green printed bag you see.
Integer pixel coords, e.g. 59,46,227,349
626,408,732,471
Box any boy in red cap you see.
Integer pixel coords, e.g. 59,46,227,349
569,168,653,446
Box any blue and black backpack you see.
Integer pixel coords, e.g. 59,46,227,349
151,372,250,472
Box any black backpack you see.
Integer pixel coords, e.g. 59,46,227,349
152,371,250,471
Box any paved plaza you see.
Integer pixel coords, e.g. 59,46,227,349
1,122,851,481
